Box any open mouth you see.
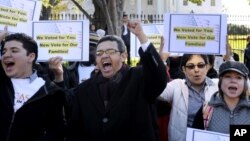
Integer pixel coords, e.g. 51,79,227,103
102,62,112,71
228,86,238,94
4,61,15,70
228,86,237,91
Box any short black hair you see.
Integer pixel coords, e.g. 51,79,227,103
1,33,38,64
97,35,126,53
180,54,208,67
207,55,215,66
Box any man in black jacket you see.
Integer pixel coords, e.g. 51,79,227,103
0,33,66,141
244,35,250,78
66,21,167,141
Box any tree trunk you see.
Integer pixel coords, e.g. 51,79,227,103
40,6,52,20
63,0,125,36
40,0,61,20
94,0,124,36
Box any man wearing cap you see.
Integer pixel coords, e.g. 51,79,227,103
193,61,250,134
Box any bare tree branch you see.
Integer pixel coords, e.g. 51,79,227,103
70,0,92,21
93,0,125,35
103,0,114,34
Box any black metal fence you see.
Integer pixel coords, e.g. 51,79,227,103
50,13,250,62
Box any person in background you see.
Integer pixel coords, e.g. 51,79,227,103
207,55,218,79
121,13,131,66
232,52,239,62
66,20,167,141
193,61,250,134
224,43,239,62
244,35,250,77
168,55,184,79
90,23,97,33
96,29,106,38
67,28,100,88
158,54,219,141
0,32,66,141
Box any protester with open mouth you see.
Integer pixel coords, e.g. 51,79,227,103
66,20,167,141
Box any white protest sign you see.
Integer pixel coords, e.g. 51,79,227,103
0,0,42,34
32,20,89,62
131,23,163,57
163,13,227,55
186,128,229,141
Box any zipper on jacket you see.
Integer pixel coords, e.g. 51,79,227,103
230,111,234,124
6,112,15,141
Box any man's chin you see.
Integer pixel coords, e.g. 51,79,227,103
4,71,16,78
101,71,114,79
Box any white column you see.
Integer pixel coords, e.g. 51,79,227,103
156,0,163,14
136,0,142,15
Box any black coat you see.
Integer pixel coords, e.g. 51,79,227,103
244,46,250,77
66,44,167,141
0,64,66,141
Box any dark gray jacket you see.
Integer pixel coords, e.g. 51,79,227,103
208,93,250,134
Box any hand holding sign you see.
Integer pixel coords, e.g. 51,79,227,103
0,25,8,42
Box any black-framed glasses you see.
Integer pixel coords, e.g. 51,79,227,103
96,49,120,57
185,63,206,69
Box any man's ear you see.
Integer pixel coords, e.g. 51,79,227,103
28,52,36,64
121,52,128,62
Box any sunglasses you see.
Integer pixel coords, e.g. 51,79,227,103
185,63,206,69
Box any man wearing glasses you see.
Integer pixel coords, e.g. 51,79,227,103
66,21,167,141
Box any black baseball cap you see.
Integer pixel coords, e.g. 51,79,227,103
219,61,249,78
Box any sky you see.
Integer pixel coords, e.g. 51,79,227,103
222,0,250,15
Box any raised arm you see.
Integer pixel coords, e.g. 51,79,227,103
0,26,8,42
0,26,9,80
128,20,147,44
128,20,167,101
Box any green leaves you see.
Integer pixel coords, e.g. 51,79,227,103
42,0,62,8
188,0,205,5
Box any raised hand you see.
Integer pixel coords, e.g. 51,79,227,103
0,26,8,42
48,56,64,82
127,20,148,44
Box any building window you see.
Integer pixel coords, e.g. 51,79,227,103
211,0,215,6
147,0,153,5
183,0,188,6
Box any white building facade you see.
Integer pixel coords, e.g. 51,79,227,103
124,0,222,15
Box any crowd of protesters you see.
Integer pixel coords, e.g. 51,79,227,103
1,18,250,141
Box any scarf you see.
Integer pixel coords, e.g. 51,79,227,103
97,64,129,108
